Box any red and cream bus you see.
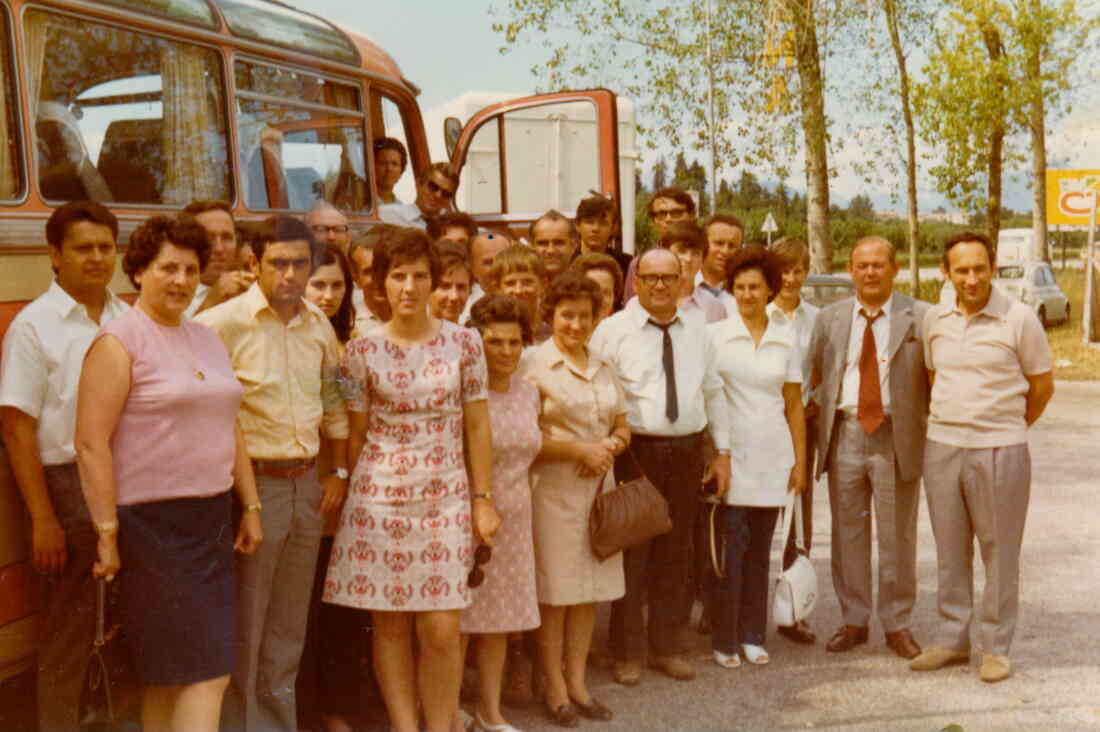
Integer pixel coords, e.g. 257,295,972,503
0,0,622,717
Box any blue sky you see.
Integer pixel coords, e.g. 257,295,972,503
308,0,1100,216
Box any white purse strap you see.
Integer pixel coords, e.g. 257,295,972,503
779,492,806,555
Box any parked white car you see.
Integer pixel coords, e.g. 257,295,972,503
938,260,1069,327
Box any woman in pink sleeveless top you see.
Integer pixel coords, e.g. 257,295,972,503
76,216,262,732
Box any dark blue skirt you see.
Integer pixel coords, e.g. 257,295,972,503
117,491,236,686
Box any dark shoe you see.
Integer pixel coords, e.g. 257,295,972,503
825,625,869,653
544,701,579,728
613,660,642,686
648,654,696,681
885,629,922,660
570,696,613,721
777,620,817,645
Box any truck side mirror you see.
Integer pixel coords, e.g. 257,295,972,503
444,117,461,161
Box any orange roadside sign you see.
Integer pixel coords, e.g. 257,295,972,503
1046,170,1100,225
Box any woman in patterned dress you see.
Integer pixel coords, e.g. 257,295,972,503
323,228,500,732
527,272,630,727
462,295,542,732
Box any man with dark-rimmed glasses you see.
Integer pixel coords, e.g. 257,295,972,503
622,187,697,303
379,161,459,230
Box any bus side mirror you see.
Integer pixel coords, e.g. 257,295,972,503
444,117,461,161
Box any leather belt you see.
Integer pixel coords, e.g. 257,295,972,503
630,430,705,445
252,458,316,479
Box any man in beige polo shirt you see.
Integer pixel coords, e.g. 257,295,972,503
911,231,1054,683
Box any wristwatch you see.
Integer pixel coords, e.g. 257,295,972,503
334,467,349,480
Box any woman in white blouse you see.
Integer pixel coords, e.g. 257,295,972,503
707,245,807,669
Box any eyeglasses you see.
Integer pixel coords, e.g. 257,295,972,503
425,179,456,200
467,543,492,589
652,207,688,220
637,273,680,288
311,225,349,235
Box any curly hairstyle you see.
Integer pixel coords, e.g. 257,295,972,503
541,270,602,324
372,227,441,292
467,293,533,345
123,215,211,289
724,245,783,303
312,246,356,343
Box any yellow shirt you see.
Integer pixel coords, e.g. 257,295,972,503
196,284,349,459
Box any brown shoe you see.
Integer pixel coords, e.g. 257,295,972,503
613,660,642,686
825,625,869,653
885,629,922,659
909,646,970,671
648,654,696,681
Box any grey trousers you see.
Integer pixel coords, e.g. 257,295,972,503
37,463,97,732
222,471,323,732
827,416,920,632
923,440,1030,656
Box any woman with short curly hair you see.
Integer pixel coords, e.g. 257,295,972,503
526,271,630,726
708,245,807,670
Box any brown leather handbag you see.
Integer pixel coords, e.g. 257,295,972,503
588,452,672,561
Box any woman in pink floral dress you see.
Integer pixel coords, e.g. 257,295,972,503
462,294,542,732
324,229,500,732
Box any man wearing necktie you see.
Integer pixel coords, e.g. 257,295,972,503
590,249,730,685
807,236,930,661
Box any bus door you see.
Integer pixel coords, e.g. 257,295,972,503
444,90,621,239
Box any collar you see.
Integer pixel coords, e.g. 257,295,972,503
767,299,808,322
45,280,125,320
717,311,791,346
532,336,604,381
624,297,683,329
855,293,893,319
242,282,320,325
940,284,1010,320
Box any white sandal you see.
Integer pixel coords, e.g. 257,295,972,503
474,711,523,732
742,644,770,665
713,649,742,668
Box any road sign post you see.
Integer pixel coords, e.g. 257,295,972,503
1085,191,1098,346
761,212,778,247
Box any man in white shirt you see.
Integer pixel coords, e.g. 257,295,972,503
378,162,458,229
0,201,129,732
807,236,929,661
695,215,743,313
766,237,820,645
591,249,729,685
183,199,254,317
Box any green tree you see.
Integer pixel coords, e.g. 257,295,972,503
847,194,875,220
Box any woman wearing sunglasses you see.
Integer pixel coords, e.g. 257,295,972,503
461,294,542,732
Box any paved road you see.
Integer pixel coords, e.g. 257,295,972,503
501,381,1100,732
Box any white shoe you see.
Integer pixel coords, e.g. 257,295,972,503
713,649,742,668
742,644,770,665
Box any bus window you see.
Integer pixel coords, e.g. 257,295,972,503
376,95,412,205
101,0,217,27
236,60,369,213
25,10,231,205
463,118,503,215
216,0,358,66
0,7,21,201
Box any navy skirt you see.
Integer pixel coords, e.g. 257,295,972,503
117,491,236,686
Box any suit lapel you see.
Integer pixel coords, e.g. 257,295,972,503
887,296,913,364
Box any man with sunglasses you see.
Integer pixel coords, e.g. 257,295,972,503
379,161,459,230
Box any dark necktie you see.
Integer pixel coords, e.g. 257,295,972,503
858,309,885,434
648,318,679,423
699,282,724,298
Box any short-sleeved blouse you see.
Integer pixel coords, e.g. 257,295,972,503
98,307,242,506
707,313,801,508
324,320,489,612
525,338,627,606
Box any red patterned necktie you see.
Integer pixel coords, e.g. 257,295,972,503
858,309,885,434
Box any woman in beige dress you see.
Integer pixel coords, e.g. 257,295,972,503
526,272,630,727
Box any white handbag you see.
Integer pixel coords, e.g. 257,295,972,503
773,495,818,627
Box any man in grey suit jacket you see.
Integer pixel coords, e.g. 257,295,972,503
808,236,930,660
